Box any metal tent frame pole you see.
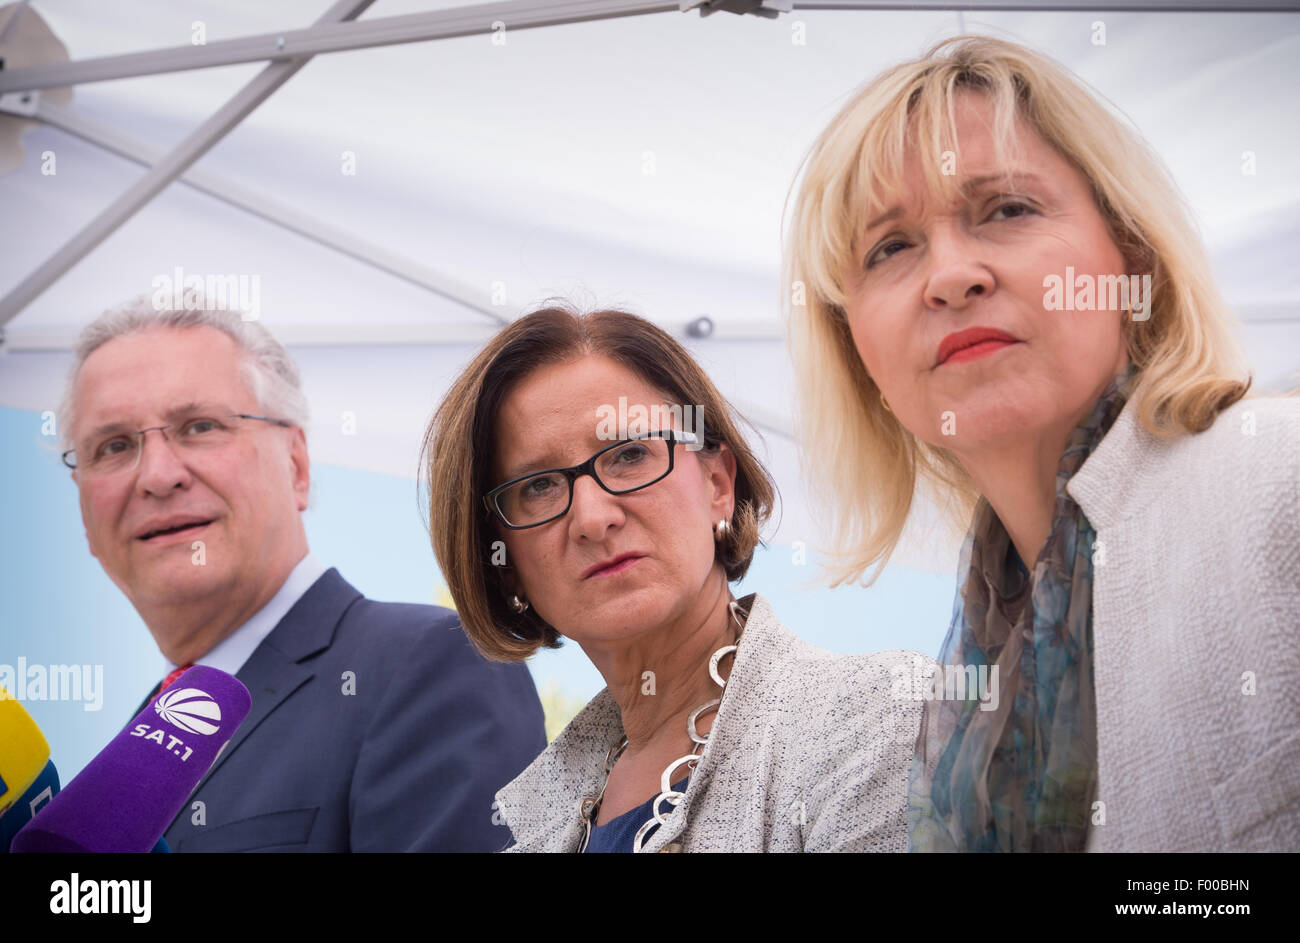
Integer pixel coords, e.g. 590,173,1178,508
27,100,509,328
0,0,378,326
0,0,682,94
4,97,797,342
799,0,1294,9
1,0,1296,331
1,0,1291,95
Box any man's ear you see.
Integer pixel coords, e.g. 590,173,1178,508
289,426,310,511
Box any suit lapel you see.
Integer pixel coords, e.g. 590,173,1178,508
496,690,624,852
128,682,163,723
187,644,315,796
169,569,362,811
499,593,782,853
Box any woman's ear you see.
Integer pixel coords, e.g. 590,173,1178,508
1120,232,1155,278
495,566,519,597
706,442,738,520
488,526,521,596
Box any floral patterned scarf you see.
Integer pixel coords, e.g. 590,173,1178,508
908,365,1136,852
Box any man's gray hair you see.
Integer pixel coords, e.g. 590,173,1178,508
58,296,310,451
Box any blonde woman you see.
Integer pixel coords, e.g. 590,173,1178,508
784,36,1300,852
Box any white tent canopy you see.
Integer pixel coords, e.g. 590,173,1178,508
2,0,1298,563
2,0,1298,771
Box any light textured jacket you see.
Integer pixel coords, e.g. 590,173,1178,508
1068,395,1300,852
496,593,931,852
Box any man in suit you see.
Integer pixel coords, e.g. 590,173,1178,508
62,297,546,851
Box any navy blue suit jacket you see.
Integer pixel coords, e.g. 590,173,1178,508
160,569,546,852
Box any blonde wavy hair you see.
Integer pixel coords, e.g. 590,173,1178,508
783,35,1254,588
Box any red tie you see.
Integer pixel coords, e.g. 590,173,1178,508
157,663,193,695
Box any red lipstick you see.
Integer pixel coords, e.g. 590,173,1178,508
935,327,1021,367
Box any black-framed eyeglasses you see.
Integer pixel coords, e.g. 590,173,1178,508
483,430,702,530
63,412,293,474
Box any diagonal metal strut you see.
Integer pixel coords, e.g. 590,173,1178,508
28,99,508,327
0,0,377,327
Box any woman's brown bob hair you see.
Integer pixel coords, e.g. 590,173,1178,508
421,305,777,662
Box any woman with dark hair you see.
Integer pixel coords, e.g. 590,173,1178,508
422,304,931,852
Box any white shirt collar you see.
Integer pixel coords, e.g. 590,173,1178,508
163,552,329,678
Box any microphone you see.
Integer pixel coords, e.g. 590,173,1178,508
12,666,251,853
0,694,59,852
1,688,50,815
0,694,162,851
0,759,59,853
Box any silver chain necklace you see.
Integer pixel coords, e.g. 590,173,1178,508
576,598,748,854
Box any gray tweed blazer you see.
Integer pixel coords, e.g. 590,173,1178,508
496,592,931,852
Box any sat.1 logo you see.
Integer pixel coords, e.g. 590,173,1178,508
130,687,223,762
